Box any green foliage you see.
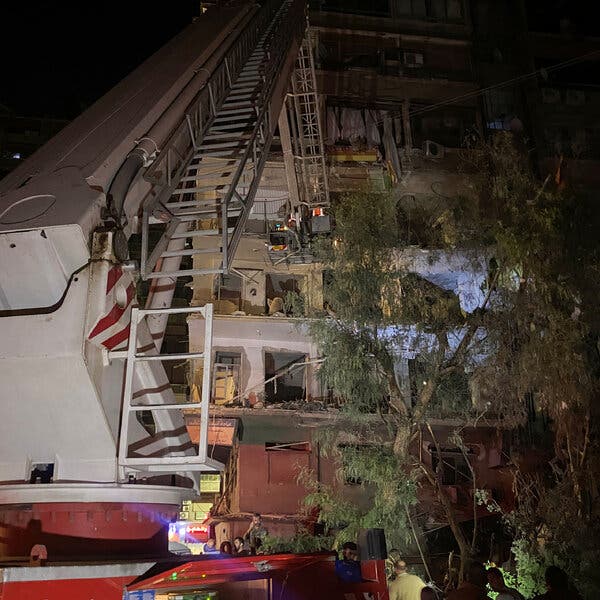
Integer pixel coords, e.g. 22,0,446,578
510,539,548,598
485,565,519,600
299,447,418,552
283,290,305,316
259,528,333,555
471,134,600,599
300,135,600,594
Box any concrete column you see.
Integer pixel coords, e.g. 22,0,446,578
243,346,265,400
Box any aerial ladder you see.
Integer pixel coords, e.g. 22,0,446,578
0,0,315,565
0,2,389,597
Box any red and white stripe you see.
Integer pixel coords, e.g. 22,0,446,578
88,265,136,351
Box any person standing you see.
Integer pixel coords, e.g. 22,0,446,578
388,560,426,600
243,513,268,555
335,541,362,583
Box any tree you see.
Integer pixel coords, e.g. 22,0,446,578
302,133,600,596
469,135,600,599
304,182,498,580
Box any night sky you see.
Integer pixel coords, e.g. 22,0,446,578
1,2,200,119
0,1,592,120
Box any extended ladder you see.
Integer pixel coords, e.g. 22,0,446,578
140,0,307,280
283,28,329,211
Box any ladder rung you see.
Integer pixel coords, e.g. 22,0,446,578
227,93,254,101
145,267,225,279
200,140,247,150
129,402,204,411
230,85,258,93
200,150,245,158
179,168,239,182
190,152,239,165
171,205,242,216
172,227,235,238
160,247,223,258
207,121,256,131
120,458,213,470
215,107,255,117
221,101,253,110
169,211,240,222
203,132,252,140
134,351,205,362
167,198,237,209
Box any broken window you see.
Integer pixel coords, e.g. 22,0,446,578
264,351,307,403
214,272,242,310
266,274,304,315
429,445,473,485
213,352,241,405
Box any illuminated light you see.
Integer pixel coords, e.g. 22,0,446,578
187,525,208,534
171,572,178,580
202,574,207,578
11,152,21,160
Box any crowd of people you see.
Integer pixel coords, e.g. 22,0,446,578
388,558,582,600
197,516,581,599
201,512,269,557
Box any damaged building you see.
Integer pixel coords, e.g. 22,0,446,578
175,0,594,553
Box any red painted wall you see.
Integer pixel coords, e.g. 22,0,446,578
235,443,331,514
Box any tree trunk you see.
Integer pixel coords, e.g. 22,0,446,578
393,421,411,457
433,475,472,582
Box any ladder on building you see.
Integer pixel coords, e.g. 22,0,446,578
282,28,330,212
140,0,307,281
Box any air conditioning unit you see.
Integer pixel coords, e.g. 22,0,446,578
424,139,444,159
566,89,585,106
403,51,424,67
541,87,561,104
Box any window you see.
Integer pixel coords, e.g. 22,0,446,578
214,272,242,309
264,351,307,404
213,352,241,405
266,273,304,315
397,0,463,22
429,445,473,485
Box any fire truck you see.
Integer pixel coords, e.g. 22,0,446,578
0,0,386,597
